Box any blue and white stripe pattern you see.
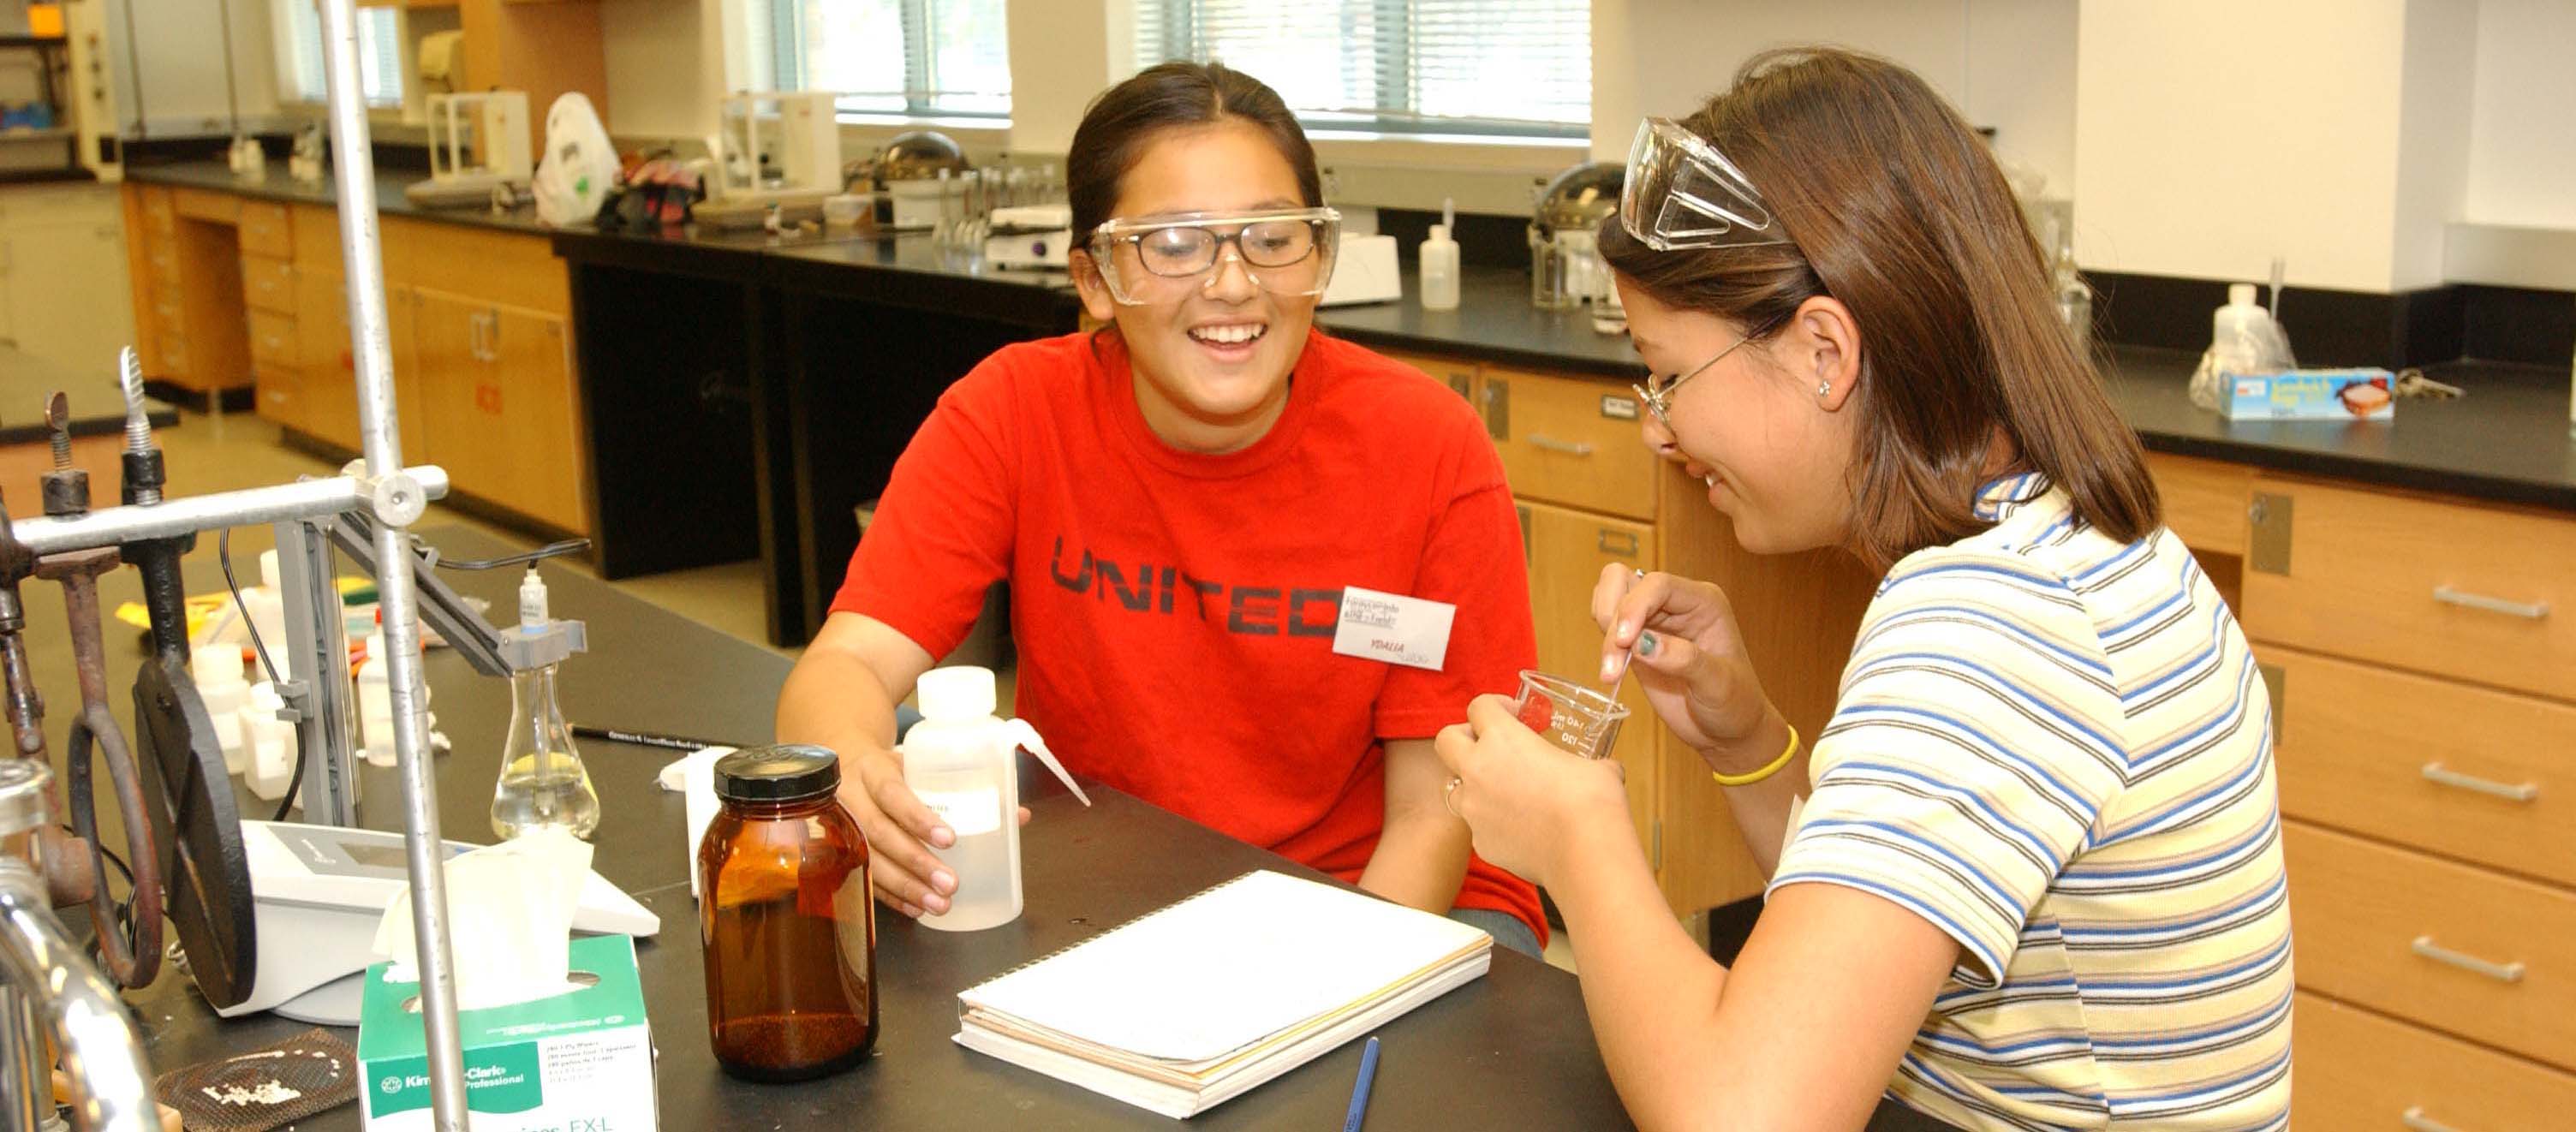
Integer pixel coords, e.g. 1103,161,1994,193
1770,474,2293,1130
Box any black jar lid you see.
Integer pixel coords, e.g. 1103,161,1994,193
714,744,842,802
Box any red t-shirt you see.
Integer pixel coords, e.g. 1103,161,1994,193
832,329,1543,939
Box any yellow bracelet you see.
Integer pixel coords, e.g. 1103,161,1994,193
1709,722,1800,788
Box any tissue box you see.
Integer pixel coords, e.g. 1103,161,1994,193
358,934,657,1132
2220,368,2396,420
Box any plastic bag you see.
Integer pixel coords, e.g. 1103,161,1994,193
2188,303,2297,411
534,92,618,228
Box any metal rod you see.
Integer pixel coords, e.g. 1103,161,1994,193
316,0,468,1126
6,468,448,557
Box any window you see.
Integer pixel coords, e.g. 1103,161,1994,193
1133,1,1589,139
271,1,405,109
755,0,1011,120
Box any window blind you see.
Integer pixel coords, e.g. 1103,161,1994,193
1134,0,1589,138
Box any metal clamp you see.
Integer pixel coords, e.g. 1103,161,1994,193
2421,762,2539,803
1528,435,1595,456
2431,585,2549,620
365,469,430,527
2410,935,2525,984
2402,1106,2466,1132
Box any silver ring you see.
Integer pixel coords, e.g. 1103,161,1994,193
1633,568,1647,580
1444,776,1463,818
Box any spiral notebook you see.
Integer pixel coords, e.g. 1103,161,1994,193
954,869,1493,1118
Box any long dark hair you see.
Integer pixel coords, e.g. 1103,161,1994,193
1601,48,2157,569
1066,62,1324,247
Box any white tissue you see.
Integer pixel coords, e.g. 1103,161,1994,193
658,746,735,899
374,826,596,1010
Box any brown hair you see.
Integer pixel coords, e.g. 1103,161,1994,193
1601,47,2156,569
1066,62,1323,247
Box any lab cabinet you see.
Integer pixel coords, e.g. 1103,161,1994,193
411,290,587,533
122,186,590,537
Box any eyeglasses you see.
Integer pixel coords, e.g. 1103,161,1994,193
1631,323,1773,428
1087,208,1342,305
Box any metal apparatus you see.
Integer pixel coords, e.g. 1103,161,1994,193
0,2,474,1125
405,91,534,209
1529,161,1624,311
0,762,155,1132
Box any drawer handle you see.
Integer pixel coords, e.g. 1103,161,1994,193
2421,762,2538,802
2410,935,2524,984
1528,435,1595,457
2431,586,2549,620
2401,1106,2466,1132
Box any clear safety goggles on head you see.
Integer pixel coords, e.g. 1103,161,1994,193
1619,117,1789,253
1087,207,1341,306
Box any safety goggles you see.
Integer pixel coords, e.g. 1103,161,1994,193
1619,117,1788,253
1087,207,1341,306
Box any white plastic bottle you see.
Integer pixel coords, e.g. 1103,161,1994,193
1418,198,1460,312
901,666,1088,932
191,641,250,774
242,549,294,682
242,682,293,801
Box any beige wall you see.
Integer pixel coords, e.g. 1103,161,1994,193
1607,0,2079,202
2466,0,2576,228
2079,0,2415,291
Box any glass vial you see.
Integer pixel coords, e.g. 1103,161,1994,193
699,745,878,1082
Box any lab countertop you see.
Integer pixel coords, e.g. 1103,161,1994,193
124,162,2576,513
1318,265,2576,514
125,159,561,237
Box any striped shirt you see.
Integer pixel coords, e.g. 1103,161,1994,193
1769,474,2293,1131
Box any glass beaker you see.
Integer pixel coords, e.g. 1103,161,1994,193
1512,670,1630,760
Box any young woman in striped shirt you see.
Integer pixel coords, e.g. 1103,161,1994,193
1434,48,2292,1132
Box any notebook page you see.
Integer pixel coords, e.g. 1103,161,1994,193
960,870,1490,1064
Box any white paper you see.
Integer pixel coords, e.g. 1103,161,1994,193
1330,587,1456,671
374,828,595,1010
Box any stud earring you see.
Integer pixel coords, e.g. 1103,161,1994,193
1816,378,1832,398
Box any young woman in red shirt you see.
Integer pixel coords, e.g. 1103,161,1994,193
776,63,1545,954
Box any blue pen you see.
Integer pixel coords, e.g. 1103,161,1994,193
1342,1035,1381,1132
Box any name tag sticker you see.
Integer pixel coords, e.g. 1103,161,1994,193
1332,587,1455,671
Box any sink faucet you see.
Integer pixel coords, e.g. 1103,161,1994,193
0,760,155,1131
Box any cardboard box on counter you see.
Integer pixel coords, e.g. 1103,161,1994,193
358,933,658,1132
2221,368,2396,420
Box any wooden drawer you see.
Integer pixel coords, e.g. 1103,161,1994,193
241,255,295,314
2283,822,2576,1070
2293,992,2576,1132
385,217,568,315
2270,646,2576,887
170,188,239,223
2242,477,2576,701
290,205,340,271
237,202,292,258
255,365,303,430
2146,451,2252,557
138,187,175,235
145,245,181,291
248,310,298,372
1384,349,1479,401
1480,366,1658,521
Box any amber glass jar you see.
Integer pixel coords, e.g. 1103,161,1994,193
698,744,877,1081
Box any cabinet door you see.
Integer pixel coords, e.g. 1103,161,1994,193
486,307,587,533
301,274,428,458
1520,499,1658,860
411,290,497,498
